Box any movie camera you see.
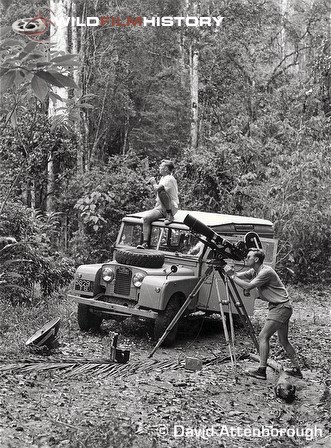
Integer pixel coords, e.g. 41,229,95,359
183,214,262,262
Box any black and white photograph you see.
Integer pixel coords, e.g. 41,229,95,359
0,0,330,447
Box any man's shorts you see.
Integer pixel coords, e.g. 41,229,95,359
267,302,293,324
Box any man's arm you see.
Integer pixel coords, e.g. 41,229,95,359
224,266,270,291
147,177,158,189
224,266,254,287
231,275,256,291
234,271,273,293
148,177,167,193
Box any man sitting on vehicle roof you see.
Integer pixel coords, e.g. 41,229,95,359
137,160,179,249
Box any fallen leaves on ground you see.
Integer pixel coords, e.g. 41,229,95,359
0,286,330,447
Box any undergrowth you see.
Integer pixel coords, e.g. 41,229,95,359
0,291,75,359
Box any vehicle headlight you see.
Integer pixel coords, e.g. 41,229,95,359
102,267,115,282
132,272,145,288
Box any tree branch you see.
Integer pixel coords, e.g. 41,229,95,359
267,46,312,88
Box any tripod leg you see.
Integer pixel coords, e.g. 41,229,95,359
215,276,235,367
228,300,235,345
148,265,214,358
227,279,259,353
224,276,236,364
229,279,258,341
228,288,259,352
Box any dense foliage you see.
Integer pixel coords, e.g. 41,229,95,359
0,202,75,302
0,0,330,297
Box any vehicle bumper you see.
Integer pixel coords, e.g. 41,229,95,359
69,294,158,320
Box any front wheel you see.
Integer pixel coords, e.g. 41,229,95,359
77,304,103,331
153,296,182,347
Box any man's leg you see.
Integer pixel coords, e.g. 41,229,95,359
138,208,164,248
157,187,173,224
278,321,301,372
258,320,282,367
246,319,281,379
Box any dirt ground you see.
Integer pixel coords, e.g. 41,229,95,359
0,286,330,448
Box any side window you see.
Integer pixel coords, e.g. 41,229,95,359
152,228,203,254
150,227,162,247
150,227,169,249
170,229,181,246
180,234,205,256
152,227,178,251
126,225,206,256
119,224,142,246
159,228,170,251
161,228,169,246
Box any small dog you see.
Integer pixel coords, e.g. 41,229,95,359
275,370,296,403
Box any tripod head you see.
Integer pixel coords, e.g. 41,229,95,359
183,214,262,262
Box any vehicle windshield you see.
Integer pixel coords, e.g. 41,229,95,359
118,223,203,256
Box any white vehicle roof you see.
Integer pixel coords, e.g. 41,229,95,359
126,210,273,228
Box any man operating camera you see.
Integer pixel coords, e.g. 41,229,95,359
224,249,302,380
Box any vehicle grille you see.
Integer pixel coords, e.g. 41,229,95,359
114,267,132,296
74,279,94,293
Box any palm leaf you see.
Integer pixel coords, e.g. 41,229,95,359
0,357,183,379
0,352,241,379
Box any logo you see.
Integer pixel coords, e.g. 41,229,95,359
13,15,224,37
56,16,224,28
12,7,56,42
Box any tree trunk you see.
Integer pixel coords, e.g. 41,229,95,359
178,0,189,89
72,0,84,174
188,0,199,150
31,179,36,209
48,0,70,116
122,111,129,155
280,0,288,59
90,81,109,164
190,47,199,150
178,32,187,89
79,3,90,172
47,0,70,212
22,183,29,207
46,152,54,212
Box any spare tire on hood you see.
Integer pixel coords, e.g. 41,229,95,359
115,248,164,269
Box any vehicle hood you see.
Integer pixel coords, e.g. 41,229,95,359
104,261,195,277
